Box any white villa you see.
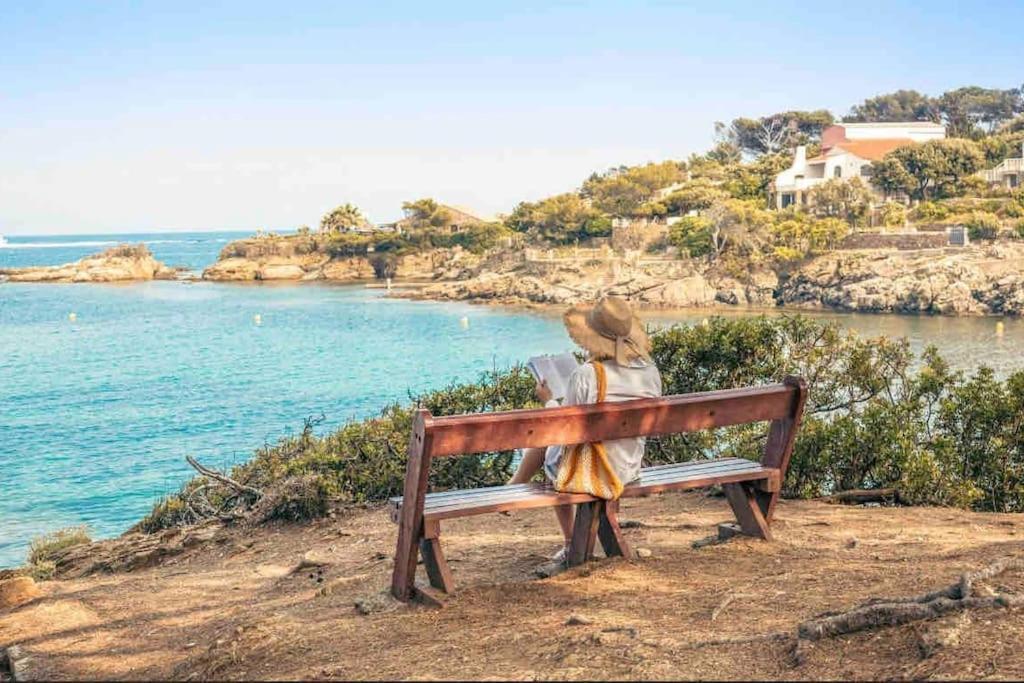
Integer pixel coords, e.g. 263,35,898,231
978,143,1023,189
771,122,946,208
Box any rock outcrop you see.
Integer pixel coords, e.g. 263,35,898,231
781,243,1024,315
0,244,178,283
201,235,482,282
403,242,1024,316
403,256,779,309
205,233,1024,316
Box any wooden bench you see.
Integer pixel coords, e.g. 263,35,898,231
390,377,807,602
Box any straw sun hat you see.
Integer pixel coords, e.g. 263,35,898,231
563,296,651,365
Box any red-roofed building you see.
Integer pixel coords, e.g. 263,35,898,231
771,122,945,209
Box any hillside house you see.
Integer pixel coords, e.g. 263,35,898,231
978,144,1024,189
396,203,495,234
771,122,946,208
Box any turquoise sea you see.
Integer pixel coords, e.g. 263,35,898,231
2,231,1023,567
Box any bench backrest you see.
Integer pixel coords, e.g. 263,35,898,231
392,376,807,599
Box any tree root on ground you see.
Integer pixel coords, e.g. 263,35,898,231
797,558,1023,642
681,557,1023,668
787,557,1023,666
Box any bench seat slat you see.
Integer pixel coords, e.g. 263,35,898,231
388,458,759,510
404,458,760,507
389,458,778,522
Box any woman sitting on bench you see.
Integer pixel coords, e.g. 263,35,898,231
509,296,663,564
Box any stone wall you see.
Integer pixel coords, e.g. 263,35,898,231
838,232,950,251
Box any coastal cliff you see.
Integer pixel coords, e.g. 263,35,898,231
400,242,1024,315
201,235,481,282
404,257,779,309
202,233,1024,316
0,244,178,283
780,243,1024,315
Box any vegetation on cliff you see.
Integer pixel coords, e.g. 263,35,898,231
138,316,1024,534
211,82,1024,282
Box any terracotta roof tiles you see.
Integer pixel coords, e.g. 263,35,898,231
830,138,914,161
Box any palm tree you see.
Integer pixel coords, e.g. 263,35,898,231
320,203,367,233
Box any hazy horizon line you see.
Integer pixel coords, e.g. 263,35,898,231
2,227,271,238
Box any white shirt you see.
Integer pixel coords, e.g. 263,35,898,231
543,358,663,485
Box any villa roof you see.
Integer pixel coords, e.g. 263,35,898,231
835,138,914,160
443,204,497,224
806,138,915,164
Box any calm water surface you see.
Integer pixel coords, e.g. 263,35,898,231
1,232,1022,566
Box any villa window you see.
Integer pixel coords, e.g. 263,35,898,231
861,166,873,177
834,166,842,179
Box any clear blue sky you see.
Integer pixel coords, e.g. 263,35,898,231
2,1,1022,235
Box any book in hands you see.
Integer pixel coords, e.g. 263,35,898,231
526,352,580,403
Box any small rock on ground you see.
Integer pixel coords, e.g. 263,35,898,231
566,614,593,626
0,577,41,610
354,592,398,615
291,550,334,574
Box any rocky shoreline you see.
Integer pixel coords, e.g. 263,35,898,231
780,243,1024,315
199,234,1024,316
7,234,1024,316
200,235,482,282
0,244,179,283
396,243,1024,316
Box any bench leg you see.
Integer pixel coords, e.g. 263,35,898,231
722,482,773,541
419,520,455,593
567,502,601,567
597,500,633,559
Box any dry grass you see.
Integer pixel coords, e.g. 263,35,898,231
2,495,1024,680
26,526,92,567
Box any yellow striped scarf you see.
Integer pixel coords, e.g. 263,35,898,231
554,361,625,500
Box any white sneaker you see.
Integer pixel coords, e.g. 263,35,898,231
550,545,570,564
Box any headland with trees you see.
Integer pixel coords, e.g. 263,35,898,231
202,82,1024,316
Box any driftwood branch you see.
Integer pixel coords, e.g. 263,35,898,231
797,558,1024,642
186,455,263,500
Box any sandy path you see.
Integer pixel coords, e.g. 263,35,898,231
3,493,1023,680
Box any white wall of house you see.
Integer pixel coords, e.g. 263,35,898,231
822,151,872,182
841,122,945,142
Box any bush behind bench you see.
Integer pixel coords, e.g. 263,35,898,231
137,315,1024,532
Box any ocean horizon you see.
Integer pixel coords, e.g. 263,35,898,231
0,230,258,273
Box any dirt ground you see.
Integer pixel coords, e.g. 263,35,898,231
3,493,1024,681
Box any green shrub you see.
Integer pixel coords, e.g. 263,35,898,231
1000,201,1024,219
27,526,91,566
25,560,57,581
668,215,713,257
137,367,537,532
880,202,907,228
1015,219,1024,239
911,201,950,223
140,316,1024,530
963,211,1001,240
